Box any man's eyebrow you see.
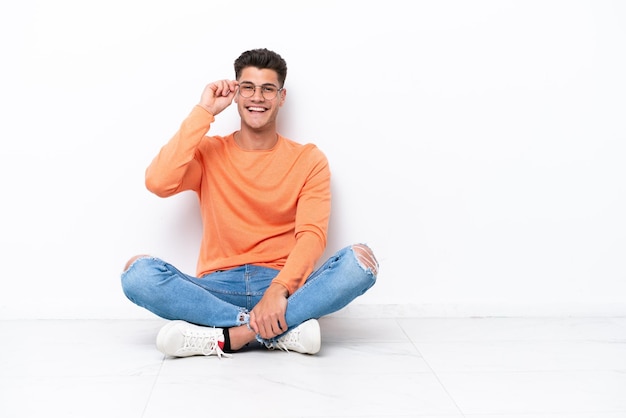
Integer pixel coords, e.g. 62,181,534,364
239,81,279,88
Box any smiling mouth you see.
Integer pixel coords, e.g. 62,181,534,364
246,106,267,113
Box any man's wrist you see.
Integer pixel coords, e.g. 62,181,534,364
269,282,289,298
195,104,215,116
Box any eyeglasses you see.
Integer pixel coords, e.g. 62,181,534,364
238,82,283,100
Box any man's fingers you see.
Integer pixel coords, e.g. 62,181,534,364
248,311,259,334
212,80,238,97
199,80,239,115
254,318,285,339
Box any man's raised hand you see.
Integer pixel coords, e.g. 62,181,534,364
198,79,239,116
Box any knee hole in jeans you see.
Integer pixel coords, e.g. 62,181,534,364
352,244,379,276
123,254,151,272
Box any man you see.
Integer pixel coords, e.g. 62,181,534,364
121,48,377,357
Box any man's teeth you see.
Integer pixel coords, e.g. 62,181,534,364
248,107,266,112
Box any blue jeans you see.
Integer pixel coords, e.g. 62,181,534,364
121,245,377,344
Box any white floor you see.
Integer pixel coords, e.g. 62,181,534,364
1,317,625,418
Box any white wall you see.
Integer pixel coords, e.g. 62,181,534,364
1,0,625,319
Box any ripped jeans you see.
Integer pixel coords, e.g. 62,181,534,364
121,244,377,343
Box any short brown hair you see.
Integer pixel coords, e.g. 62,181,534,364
234,48,288,87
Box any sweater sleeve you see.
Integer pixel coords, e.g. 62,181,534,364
271,148,331,294
145,106,215,197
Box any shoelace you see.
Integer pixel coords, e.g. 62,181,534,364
266,329,301,352
177,330,232,358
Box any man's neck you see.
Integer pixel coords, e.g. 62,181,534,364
235,127,279,150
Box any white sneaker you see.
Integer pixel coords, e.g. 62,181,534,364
267,319,321,354
156,320,231,358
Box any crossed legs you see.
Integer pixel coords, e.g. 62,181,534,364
121,244,378,352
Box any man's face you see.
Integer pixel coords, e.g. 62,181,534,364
235,67,285,131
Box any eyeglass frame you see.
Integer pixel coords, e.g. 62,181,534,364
237,82,284,100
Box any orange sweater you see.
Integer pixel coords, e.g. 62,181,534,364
145,106,331,294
